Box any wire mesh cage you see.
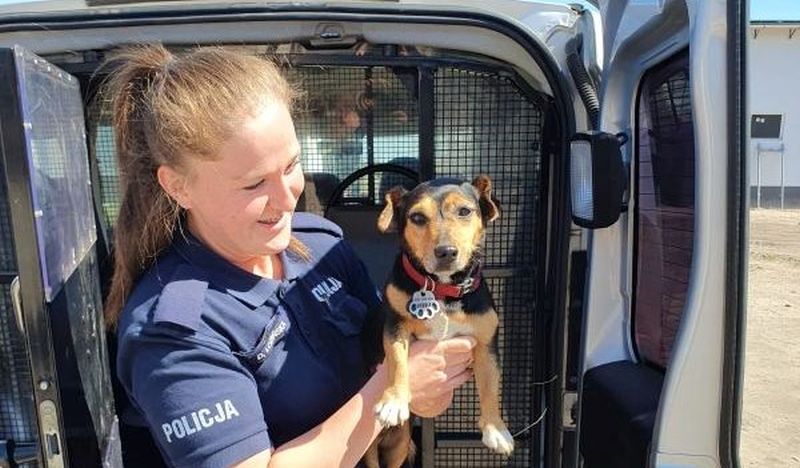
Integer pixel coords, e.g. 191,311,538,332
0,131,40,468
88,55,550,467
431,66,546,468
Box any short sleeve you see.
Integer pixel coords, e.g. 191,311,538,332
118,326,271,468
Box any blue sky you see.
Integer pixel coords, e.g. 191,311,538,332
0,0,798,19
752,0,800,20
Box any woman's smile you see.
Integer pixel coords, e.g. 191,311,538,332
257,212,289,230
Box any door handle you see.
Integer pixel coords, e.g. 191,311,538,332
10,276,25,335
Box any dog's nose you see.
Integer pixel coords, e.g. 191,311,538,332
434,245,459,260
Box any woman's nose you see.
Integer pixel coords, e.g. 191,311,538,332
268,174,302,211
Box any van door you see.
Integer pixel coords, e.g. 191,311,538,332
574,1,746,467
0,45,121,467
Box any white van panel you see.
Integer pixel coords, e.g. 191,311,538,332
580,0,690,373
651,0,729,463
653,453,720,468
0,20,555,94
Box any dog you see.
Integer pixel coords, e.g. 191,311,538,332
363,175,514,468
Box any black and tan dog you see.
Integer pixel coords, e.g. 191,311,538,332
364,175,514,467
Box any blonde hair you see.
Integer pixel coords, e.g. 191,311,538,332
101,43,307,327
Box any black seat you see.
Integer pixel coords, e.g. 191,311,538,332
580,360,664,468
298,172,340,216
326,205,398,286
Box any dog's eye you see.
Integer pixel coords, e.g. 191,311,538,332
409,213,428,225
458,207,474,217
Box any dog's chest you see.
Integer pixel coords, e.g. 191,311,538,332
415,301,475,341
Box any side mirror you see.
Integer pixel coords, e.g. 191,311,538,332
569,131,628,229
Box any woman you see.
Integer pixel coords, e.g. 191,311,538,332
105,44,475,467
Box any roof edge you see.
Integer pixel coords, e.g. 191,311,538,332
751,20,800,26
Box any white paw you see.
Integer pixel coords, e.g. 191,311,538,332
482,423,514,456
374,398,410,427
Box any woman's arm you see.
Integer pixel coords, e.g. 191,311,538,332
232,364,386,468
233,337,475,468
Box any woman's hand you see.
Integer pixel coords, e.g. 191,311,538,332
406,337,476,418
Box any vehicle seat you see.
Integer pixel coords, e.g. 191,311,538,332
326,205,398,286
297,172,340,216
579,360,664,468
324,158,417,286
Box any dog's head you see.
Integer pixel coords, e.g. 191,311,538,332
377,175,500,281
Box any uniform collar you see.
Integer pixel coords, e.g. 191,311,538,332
172,231,308,308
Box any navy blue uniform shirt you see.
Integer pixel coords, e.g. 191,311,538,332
116,213,381,467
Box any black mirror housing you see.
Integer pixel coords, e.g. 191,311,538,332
569,131,628,229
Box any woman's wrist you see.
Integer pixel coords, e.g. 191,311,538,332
370,362,388,390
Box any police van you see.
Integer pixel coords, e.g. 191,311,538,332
0,0,747,466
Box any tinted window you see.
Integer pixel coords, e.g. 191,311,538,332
633,51,694,368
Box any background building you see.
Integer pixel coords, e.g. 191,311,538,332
750,19,800,208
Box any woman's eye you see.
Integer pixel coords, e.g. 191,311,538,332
243,179,265,191
285,159,301,175
409,213,427,225
458,207,474,217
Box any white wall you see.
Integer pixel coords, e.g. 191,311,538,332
749,26,800,188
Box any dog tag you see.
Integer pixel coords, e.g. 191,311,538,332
407,290,440,320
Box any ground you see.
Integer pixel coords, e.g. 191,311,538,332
740,209,800,467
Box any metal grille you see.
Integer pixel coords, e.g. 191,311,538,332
0,153,40,466
287,65,420,205
435,277,539,467
434,68,543,269
87,96,120,231
433,68,544,467
0,180,14,274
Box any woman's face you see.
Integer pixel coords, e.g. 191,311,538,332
166,102,304,266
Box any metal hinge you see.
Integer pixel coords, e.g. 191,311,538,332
562,391,578,429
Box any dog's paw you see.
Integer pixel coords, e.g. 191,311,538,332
481,423,514,456
374,395,410,427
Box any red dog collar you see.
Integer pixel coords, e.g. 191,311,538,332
401,254,481,300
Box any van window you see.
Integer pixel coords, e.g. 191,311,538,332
633,51,694,368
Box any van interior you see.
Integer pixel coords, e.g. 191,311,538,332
0,1,743,467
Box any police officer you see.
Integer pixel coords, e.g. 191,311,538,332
104,44,475,467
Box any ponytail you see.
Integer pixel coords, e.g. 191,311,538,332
101,44,181,327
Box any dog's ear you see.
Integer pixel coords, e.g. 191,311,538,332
472,174,500,223
377,186,408,233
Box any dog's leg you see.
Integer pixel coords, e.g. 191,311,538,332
363,439,381,468
380,421,413,468
375,323,412,427
473,313,514,456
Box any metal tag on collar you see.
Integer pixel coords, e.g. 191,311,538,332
407,277,441,320
458,277,475,295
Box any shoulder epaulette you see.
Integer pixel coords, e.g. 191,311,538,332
291,212,343,238
152,264,209,331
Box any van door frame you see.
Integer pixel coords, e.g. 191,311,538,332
720,0,748,465
574,0,747,466
0,46,70,467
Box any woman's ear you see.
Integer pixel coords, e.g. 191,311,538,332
377,186,408,233
472,174,500,223
156,165,192,209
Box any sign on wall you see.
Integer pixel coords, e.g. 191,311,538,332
751,114,783,139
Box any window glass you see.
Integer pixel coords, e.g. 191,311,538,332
633,51,694,368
